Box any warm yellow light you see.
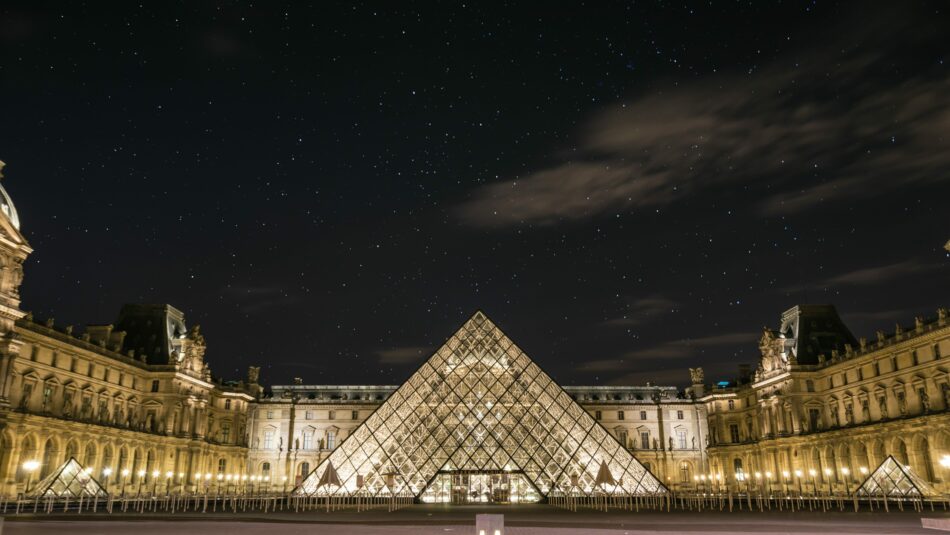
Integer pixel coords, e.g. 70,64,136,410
166,471,173,478
102,467,113,477
152,470,160,478
22,460,40,472
265,476,270,482
226,474,232,481
179,472,184,478
823,468,832,476
217,474,224,481
782,471,790,478
137,470,146,477
841,467,850,475
754,472,762,479
808,469,816,477
121,469,130,477
794,470,803,478
205,473,212,480
940,456,950,469
765,471,773,479
860,467,868,475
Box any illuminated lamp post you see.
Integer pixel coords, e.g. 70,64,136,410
165,471,173,494
823,468,833,496
137,470,146,496
151,470,160,496
794,470,803,497
22,460,40,495
841,467,851,496
120,469,130,496
102,467,113,494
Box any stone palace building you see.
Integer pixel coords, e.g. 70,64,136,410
0,170,946,499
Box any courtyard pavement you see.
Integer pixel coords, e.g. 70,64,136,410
2,505,947,534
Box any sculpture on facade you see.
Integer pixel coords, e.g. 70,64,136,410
247,366,261,385
878,395,888,419
844,403,853,425
689,367,705,385
920,388,930,413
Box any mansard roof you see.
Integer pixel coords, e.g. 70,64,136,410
780,304,858,365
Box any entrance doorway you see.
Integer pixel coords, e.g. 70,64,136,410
421,471,541,504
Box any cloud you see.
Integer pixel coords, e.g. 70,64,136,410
222,285,300,313
604,295,678,327
456,11,950,227
623,332,756,361
377,346,431,365
575,332,755,375
819,260,940,287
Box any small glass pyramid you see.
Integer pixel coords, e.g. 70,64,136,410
295,311,667,501
27,457,108,498
854,455,939,499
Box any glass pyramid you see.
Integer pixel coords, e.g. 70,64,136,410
27,457,108,498
854,455,939,499
295,311,668,501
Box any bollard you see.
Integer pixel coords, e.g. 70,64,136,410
475,514,504,535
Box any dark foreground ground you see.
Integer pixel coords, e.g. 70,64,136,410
2,504,947,534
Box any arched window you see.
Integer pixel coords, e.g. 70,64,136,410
261,462,271,477
680,462,692,483
733,458,744,478
299,462,310,478
217,458,227,474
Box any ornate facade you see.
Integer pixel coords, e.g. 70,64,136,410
248,382,707,492
699,305,950,495
0,172,259,497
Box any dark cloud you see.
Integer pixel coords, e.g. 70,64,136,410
577,332,755,374
820,260,941,287
604,295,678,327
377,346,432,365
457,17,950,227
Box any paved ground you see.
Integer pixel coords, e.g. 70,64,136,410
3,505,947,534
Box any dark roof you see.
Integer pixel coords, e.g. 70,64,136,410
780,304,858,365
115,304,186,365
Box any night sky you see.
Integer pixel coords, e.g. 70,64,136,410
1,2,948,389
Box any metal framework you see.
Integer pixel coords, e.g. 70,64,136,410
855,455,940,500
295,311,667,501
27,457,107,498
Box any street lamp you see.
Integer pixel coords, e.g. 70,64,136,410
120,469,130,496
823,468,833,495
22,460,40,495
940,456,950,469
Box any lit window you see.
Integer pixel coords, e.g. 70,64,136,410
224,399,232,410
677,429,687,449
217,458,227,474
263,430,274,449
729,424,740,443
305,410,313,420
266,410,274,419
302,431,313,450
221,423,231,443
728,400,735,410
640,432,650,450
